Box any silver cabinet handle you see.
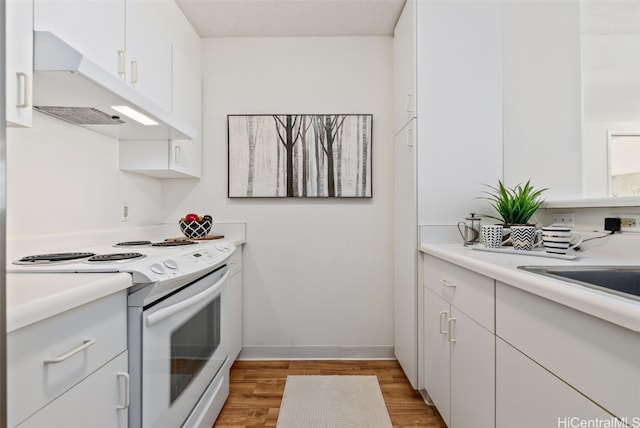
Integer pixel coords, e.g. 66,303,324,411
16,72,29,108
440,279,456,288
116,372,130,410
448,318,457,343
43,338,96,364
174,145,181,163
130,60,138,84
406,93,413,113
439,311,448,335
118,50,126,80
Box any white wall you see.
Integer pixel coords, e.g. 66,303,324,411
6,112,162,241
162,37,395,358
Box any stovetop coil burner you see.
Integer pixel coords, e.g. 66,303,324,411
86,252,146,262
152,241,196,247
15,252,96,264
114,241,152,247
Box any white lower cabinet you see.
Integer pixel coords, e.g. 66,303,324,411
496,282,640,421
424,289,495,428
17,351,129,428
424,289,451,424
423,255,495,428
228,245,244,363
8,291,128,427
449,307,494,428
423,254,640,428
496,339,612,428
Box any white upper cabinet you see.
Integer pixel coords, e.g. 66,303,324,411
119,0,202,178
168,0,202,178
393,0,416,134
32,0,202,177
6,0,33,127
125,0,173,112
33,0,126,78
33,0,172,112
416,0,503,225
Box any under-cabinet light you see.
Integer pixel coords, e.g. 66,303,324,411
111,105,158,126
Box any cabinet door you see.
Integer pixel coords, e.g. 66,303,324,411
169,4,203,178
8,291,127,427
228,269,243,362
393,0,416,133
33,0,125,78
171,1,202,124
169,140,201,178
416,0,503,225
496,282,640,420
496,339,615,428
6,0,33,127
450,307,494,428
125,0,173,112
17,352,129,428
394,121,418,388
423,288,451,426
119,140,201,178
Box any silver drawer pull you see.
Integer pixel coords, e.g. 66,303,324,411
448,318,457,343
43,338,96,364
439,311,448,335
440,279,456,288
117,372,130,410
16,72,30,108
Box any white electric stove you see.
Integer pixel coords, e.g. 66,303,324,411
8,236,235,428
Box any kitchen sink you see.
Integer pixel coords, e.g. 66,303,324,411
517,265,640,302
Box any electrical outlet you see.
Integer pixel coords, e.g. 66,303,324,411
618,214,640,232
621,218,636,228
551,213,575,227
121,201,129,222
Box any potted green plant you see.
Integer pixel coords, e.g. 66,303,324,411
480,180,547,226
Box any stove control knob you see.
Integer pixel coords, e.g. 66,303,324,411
150,263,166,275
164,259,178,270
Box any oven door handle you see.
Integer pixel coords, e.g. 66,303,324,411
146,271,229,327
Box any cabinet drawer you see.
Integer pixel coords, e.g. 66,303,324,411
496,282,640,420
8,291,127,427
16,351,129,428
423,255,494,331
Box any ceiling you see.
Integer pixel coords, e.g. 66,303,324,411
175,0,407,37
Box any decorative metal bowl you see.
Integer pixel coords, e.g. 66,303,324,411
179,217,212,238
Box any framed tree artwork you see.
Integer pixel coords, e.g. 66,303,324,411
228,114,373,198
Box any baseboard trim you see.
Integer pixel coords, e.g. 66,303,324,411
238,345,395,360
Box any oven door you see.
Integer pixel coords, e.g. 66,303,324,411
141,266,229,428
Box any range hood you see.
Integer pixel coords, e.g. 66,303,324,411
32,31,196,140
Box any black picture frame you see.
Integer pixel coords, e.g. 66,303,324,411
227,114,373,198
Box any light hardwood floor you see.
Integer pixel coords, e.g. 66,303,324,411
213,360,447,428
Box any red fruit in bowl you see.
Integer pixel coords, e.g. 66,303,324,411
185,213,199,222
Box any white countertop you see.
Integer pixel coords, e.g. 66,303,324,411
420,243,640,333
5,222,247,333
6,272,133,333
